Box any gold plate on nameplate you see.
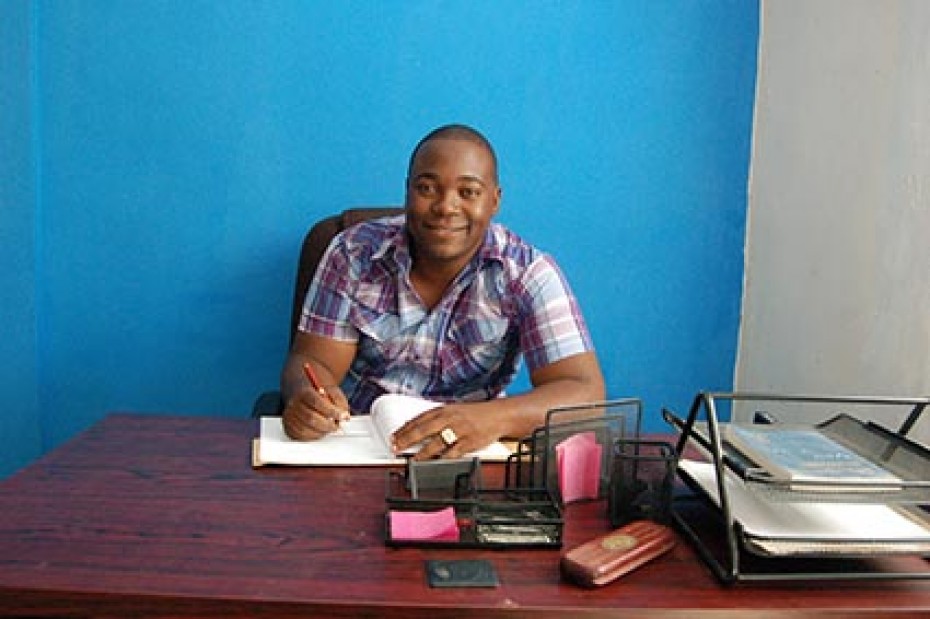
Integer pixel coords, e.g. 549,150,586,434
601,533,637,552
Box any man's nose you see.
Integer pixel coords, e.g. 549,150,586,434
431,190,460,215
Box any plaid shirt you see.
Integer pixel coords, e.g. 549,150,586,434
299,214,593,413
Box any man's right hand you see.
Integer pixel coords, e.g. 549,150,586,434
282,385,351,441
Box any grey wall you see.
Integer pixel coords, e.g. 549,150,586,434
737,0,930,435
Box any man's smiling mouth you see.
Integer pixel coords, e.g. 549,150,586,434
424,222,468,233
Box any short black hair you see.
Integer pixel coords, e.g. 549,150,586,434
407,124,499,185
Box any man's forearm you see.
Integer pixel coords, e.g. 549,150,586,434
500,351,607,438
496,375,606,439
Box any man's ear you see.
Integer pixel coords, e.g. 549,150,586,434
492,187,502,215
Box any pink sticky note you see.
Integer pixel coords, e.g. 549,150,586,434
389,506,460,542
556,432,603,503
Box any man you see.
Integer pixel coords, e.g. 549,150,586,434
281,124,605,459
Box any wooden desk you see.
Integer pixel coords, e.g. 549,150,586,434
2,413,929,618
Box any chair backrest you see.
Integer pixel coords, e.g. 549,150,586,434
288,206,403,345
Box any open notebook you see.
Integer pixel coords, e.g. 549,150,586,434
253,393,512,466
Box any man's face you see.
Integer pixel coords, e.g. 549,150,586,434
405,137,501,270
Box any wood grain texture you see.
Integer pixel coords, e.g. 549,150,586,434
561,520,676,587
1,413,929,618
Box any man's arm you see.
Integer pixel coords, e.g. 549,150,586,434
280,331,357,440
393,350,606,459
508,349,606,435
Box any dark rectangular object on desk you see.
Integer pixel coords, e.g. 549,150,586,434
425,560,499,588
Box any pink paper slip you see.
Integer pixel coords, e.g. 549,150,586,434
389,506,460,542
556,431,603,503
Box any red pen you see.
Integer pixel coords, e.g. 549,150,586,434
303,362,327,397
303,363,349,428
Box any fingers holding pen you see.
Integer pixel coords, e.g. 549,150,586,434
322,387,352,422
282,384,351,441
303,362,350,421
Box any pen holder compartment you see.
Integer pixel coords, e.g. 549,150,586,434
385,458,563,548
405,457,482,500
505,399,643,505
384,487,562,549
608,439,677,527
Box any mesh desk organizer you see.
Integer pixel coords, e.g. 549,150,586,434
664,392,930,584
384,398,643,549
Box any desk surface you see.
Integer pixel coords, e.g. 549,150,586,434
2,413,930,618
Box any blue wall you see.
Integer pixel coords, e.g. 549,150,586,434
1,1,43,475
1,1,759,477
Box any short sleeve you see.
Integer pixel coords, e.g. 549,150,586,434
513,254,593,371
298,234,360,342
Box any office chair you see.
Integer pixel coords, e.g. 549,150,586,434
252,206,404,417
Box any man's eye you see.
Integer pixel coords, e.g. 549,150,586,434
460,187,481,200
416,182,436,195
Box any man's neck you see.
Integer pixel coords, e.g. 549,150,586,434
409,261,465,310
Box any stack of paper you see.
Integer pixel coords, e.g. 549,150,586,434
555,431,602,503
679,459,930,557
388,506,460,542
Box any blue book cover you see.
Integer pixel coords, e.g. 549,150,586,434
725,424,900,489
